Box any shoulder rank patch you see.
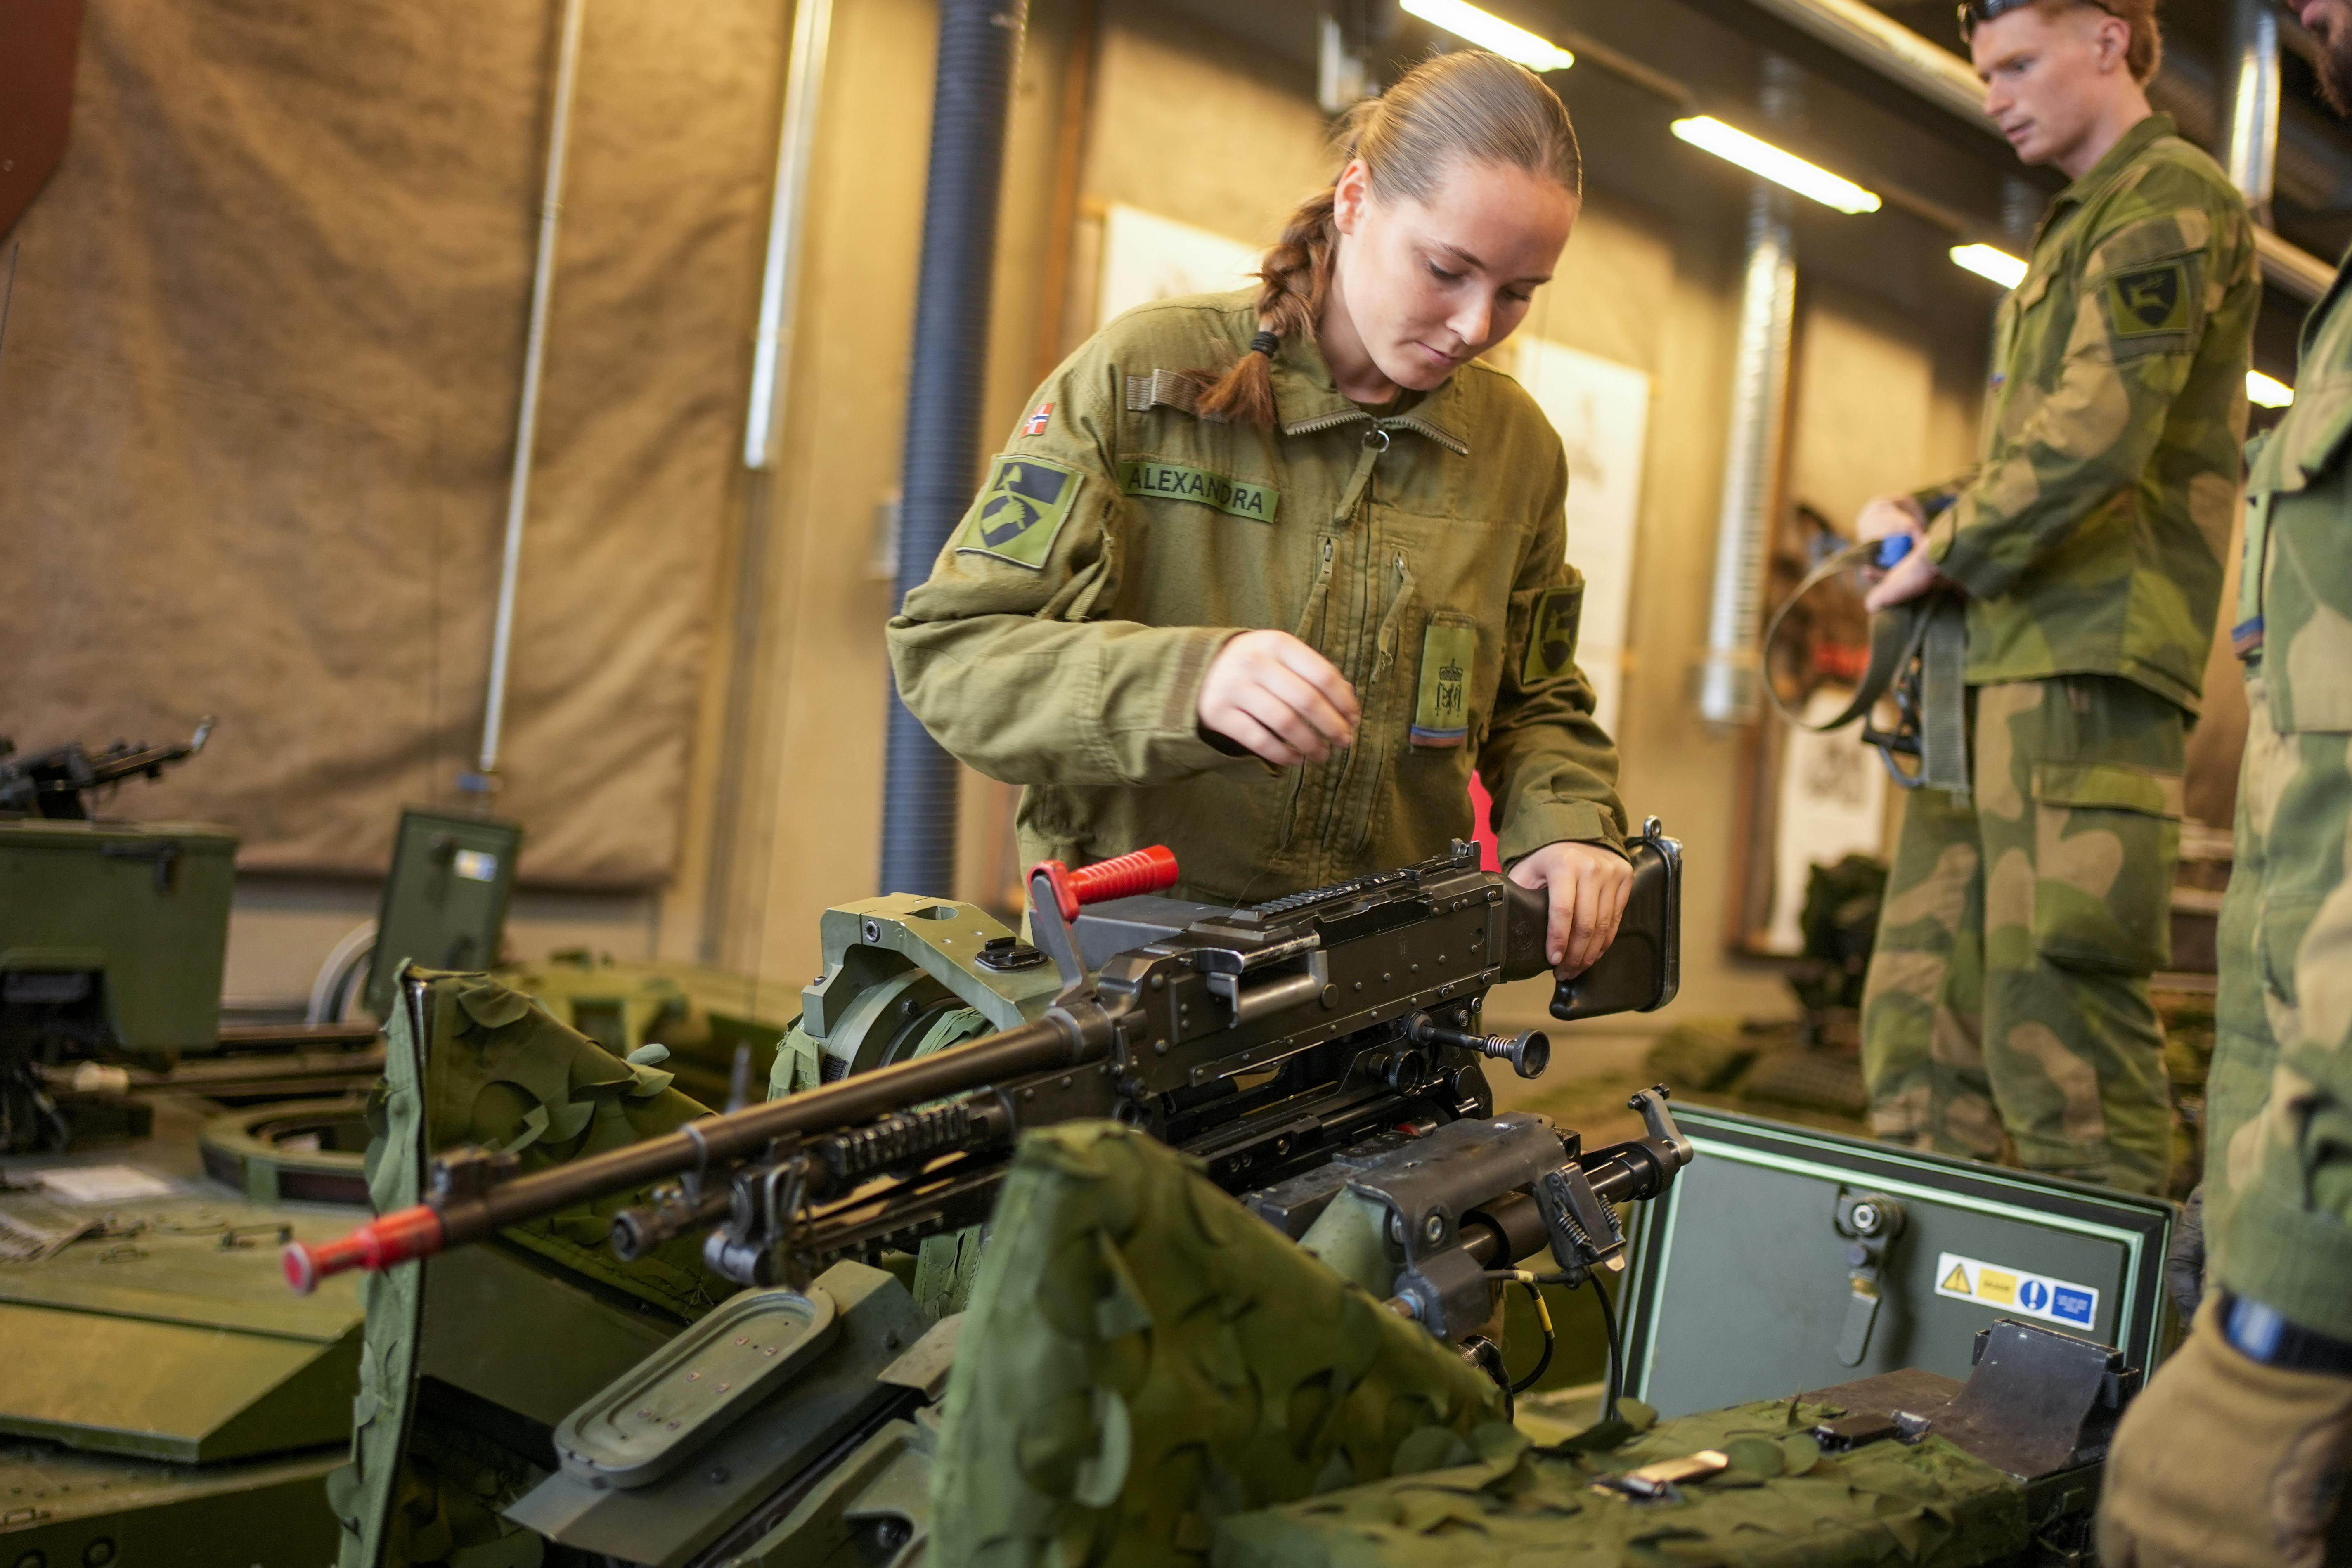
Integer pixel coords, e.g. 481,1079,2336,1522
2105,261,2191,338
1521,585,1584,685
1118,460,1278,523
956,454,1082,570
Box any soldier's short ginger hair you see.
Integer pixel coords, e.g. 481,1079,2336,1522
2039,0,2164,84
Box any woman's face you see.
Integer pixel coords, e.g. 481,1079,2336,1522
1330,154,1577,393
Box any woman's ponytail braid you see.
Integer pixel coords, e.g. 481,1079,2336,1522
1194,187,1337,426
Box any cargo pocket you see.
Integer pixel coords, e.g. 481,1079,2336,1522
1274,537,1340,852
2029,762,2183,974
2255,892,2327,1012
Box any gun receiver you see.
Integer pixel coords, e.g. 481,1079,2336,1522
288,826,1683,1296
0,717,214,820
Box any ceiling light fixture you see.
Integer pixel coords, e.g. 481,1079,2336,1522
2248,370,2294,408
1950,243,2028,289
1401,0,1575,71
1669,117,1881,214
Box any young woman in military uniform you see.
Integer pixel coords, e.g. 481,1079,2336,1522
887,50,1630,978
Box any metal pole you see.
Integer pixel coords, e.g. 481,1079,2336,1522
879,0,1031,897
2225,0,2281,224
469,0,589,796
743,0,836,471
700,0,837,963
1694,185,1798,730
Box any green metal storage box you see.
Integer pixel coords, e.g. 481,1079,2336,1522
362,808,522,1020
1621,1105,2175,1417
0,817,239,1052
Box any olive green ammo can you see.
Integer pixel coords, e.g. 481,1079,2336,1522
0,816,238,1054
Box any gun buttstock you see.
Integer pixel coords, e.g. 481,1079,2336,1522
1550,825,1683,1022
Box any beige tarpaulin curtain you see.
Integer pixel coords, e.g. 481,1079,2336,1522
0,0,785,887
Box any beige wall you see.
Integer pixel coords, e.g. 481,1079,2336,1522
227,0,1999,1036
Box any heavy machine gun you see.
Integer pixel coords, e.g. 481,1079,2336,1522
0,716,214,819
286,822,1685,1298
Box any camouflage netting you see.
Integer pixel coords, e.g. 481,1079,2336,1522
419,970,725,1317
930,1122,1508,1568
1216,1395,2027,1568
331,970,731,1568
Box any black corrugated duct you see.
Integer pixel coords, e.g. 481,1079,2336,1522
881,0,1031,897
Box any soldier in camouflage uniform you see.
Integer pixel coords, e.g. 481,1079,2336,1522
1855,0,2257,1194
890,54,1633,977
2099,1,2352,1556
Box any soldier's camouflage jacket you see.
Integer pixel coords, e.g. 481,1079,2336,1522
887,289,1625,904
2206,248,2352,1343
1921,114,2257,711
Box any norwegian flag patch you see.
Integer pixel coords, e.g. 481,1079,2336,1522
1023,401,1054,437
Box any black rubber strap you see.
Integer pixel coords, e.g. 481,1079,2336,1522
2220,1290,2352,1376
1760,535,1970,797
1763,539,1915,730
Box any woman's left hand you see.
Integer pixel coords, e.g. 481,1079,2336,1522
1508,840,1632,978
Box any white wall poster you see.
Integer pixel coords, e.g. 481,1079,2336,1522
1510,337,1651,735
1096,203,1261,326
1767,684,1893,954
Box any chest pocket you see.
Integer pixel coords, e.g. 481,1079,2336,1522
2245,377,2352,733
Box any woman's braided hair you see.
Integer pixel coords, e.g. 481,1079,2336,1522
1194,51,1583,426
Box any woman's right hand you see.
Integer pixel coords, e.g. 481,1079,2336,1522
1198,631,1360,766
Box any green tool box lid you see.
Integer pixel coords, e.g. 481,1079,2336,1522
1618,1106,2174,1419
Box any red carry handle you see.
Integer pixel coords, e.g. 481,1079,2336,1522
1030,845,1180,923
282,1203,447,1294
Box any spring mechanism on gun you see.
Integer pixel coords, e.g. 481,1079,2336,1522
816,1101,977,1185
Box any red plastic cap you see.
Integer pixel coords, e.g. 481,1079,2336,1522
1031,846,1178,921
282,1204,447,1294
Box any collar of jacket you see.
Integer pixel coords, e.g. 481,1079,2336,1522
2048,111,2177,218
1265,331,1473,456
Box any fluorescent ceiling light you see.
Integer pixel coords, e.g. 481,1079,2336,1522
1401,0,1574,71
1670,117,1881,214
2249,370,2294,408
1950,243,2028,289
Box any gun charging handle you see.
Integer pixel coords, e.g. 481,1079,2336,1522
1027,846,1180,987
1407,1012,1550,1080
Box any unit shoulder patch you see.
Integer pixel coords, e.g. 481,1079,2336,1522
2104,260,2192,338
1520,584,1585,684
955,454,1083,569
1118,459,1279,523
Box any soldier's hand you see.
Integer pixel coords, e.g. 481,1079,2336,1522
1862,544,1952,612
1509,840,1632,978
1198,631,1360,766
2099,1303,2352,1568
1855,492,1926,545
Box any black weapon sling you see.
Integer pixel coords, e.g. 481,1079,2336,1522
1763,537,1971,802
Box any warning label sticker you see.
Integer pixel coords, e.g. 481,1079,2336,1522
1933,1251,2099,1331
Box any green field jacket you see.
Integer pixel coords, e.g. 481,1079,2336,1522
886,290,1625,905
2212,248,2352,1339
1921,114,2257,712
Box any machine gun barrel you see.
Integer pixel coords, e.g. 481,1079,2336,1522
287,832,1684,1296
284,1010,1097,1291
0,717,214,819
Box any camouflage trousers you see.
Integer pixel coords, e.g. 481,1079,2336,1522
2203,677,2352,1331
1861,675,2183,1194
